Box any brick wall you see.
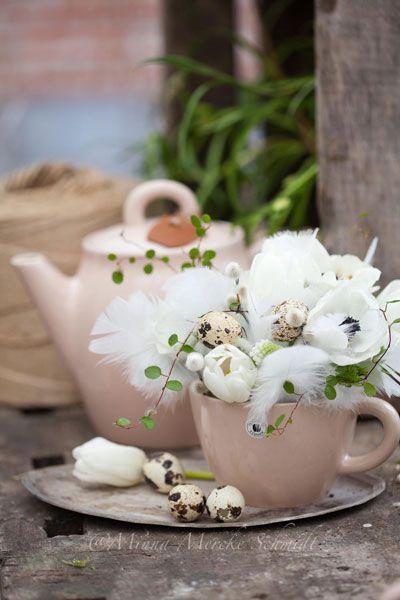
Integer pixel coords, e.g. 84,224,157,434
0,0,163,99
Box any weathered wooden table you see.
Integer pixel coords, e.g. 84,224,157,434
0,405,399,600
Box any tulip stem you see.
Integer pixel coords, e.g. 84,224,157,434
185,470,215,481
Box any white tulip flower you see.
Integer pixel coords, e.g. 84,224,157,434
203,344,257,404
72,437,147,487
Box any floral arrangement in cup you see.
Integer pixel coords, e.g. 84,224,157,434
90,229,400,438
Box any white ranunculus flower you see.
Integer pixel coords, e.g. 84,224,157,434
72,437,147,487
303,281,387,365
203,344,257,404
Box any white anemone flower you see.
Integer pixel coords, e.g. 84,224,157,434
303,282,386,365
202,344,257,404
378,280,400,333
90,292,195,403
322,254,381,291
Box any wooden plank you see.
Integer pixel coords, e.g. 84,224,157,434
316,0,400,282
0,405,399,599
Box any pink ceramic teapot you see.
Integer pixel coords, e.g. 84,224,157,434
11,179,250,448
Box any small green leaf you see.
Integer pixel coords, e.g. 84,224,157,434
107,253,117,261
202,213,211,223
201,259,212,267
168,333,179,346
203,249,216,260
387,299,400,304
326,375,339,386
265,424,275,436
115,417,132,428
181,344,194,353
144,365,162,379
140,415,155,430
283,380,295,394
112,270,124,284
189,247,200,259
274,414,286,428
191,215,201,228
62,558,90,569
143,263,153,274
287,418,293,424
196,227,206,237
129,256,136,263
161,256,169,263
324,384,337,400
166,380,183,392
145,249,155,259
363,382,376,397
181,262,192,270
392,318,400,324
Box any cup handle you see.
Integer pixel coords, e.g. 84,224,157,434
339,397,400,475
123,179,199,226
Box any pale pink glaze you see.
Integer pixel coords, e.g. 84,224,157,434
11,180,251,449
190,387,400,508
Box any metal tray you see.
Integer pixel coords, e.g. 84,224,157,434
21,454,385,529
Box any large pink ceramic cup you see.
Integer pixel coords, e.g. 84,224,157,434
190,386,400,508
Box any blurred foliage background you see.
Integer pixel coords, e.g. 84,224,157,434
138,0,316,241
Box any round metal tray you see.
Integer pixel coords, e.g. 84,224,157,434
21,454,385,529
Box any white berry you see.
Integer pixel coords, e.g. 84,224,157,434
224,262,242,279
185,352,205,372
206,485,245,522
168,484,206,522
143,452,184,493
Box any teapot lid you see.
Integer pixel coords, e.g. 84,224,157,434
83,179,243,257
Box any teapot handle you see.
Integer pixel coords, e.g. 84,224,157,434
123,179,199,226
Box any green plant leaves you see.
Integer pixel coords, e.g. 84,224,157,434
144,366,162,379
274,414,286,428
324,384,337,400
283,380,295,394
363,382,377,397
112,271,124,284
168,334,179,347
140,415,155,430
115,417,132,428
166,380,183,392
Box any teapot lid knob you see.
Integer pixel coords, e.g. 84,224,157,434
123,179,199,226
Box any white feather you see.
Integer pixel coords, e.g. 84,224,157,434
90,292,195,406
163,267,235,319
249,345,330,425
364,237,378,265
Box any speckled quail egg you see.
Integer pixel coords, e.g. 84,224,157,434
206,485,245,522
197,311,242,347
271,299,309,342
168,484,206,522
143,452,184,493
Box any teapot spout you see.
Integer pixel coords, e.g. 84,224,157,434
11,252,76,371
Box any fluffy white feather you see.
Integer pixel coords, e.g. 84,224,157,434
163,267,235,320
249,345,331,425
90,292,195,405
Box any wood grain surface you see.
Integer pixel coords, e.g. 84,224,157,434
0,404,399,599
316,0,400,283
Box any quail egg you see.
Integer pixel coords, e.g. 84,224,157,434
206,485,245,522
272,299,309,342
168,484,206,522
197,311,242,347
143,452,184,493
